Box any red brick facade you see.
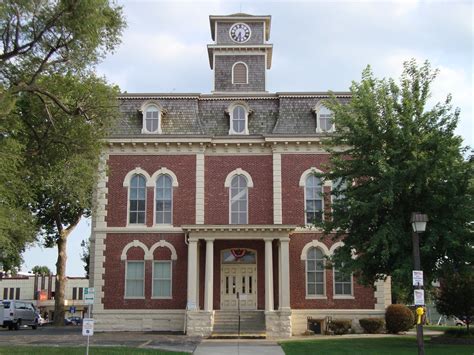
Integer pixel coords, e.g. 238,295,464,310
102,152,376,311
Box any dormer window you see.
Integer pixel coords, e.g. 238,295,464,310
141,102,163,134
315,104,335,133
228,102,250,135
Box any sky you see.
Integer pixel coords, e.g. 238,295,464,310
21,0,473,276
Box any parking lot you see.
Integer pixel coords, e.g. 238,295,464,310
0,326,200,353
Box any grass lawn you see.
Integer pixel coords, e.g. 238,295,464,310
423,325,461,331
280,336,474,355
0,346,187,355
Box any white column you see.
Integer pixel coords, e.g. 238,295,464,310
264,238,274,311
187,239,198,310
204,238,214,311
279,238,291,310
272,152,282,224
195,153,205,224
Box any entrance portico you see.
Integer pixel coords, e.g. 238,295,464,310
182,225,295,337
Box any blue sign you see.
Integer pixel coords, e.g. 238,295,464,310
69,306,76,314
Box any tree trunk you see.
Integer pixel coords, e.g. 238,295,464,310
53,233,67,326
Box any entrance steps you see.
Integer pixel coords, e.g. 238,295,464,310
211,310,266,338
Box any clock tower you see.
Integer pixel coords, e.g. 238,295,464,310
208,14,272,93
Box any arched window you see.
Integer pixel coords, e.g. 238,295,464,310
231,105,246,134
129,174,146,224
315,105,334,133
230,175,248,224
307,247,325,296
155,174,173,225
305,175,323,224
232,62,248,84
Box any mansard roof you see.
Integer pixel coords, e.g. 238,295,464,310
110,92,351,138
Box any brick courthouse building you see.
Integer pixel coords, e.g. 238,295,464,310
90,13,391,338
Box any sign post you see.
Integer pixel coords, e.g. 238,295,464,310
83,288,95,355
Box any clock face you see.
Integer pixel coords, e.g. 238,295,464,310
230,23,251,43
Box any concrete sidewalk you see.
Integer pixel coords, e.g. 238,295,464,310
193,339,285,355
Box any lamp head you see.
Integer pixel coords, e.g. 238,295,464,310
411,212,428,233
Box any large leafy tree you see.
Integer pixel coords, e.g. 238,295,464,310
13,73,119,325
321,60,473,295
1,0,125,325
32,265,52,275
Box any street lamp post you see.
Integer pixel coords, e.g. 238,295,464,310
411,212,428,355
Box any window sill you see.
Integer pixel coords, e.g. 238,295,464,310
151,297,173,300
124,296,145,300
333,295,355,299
305,296,327,300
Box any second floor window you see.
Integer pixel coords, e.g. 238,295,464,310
305,175,323,224
230,175,248,224
129,174,146,224
142,104,161,134
230,105,247,134
155,174,173,224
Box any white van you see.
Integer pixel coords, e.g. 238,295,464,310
1,300,38,330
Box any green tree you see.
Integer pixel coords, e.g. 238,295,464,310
435,268,473,332
321,60,474,295
31,265,52,275
13,73,119,325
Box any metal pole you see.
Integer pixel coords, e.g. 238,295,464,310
412,231,425,355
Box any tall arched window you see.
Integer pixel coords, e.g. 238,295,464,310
307,247,325,296
232,62,248,84
305,175,323,224
129,174,146,224
155,174,173,224
230,175,248,224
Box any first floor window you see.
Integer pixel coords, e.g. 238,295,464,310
153,261,172,298
334,268,352,296
125,261,144,298
307,247,325,296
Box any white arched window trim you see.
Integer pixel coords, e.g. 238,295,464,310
120,239,178,261
232,61,249,84
300,240,330,260
121,240,150,261
150,168,179,187
149,240,178,260
140,101,164,134
224,168,254,188
313,102,335,133
123,168,151,187
227,101,251,135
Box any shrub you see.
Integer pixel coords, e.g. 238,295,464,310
444,328,474,337
359,318,385,333
385,304,415,334
329,319,352,335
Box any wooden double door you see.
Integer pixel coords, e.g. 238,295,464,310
220,263,257,310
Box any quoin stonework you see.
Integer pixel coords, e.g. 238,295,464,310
90,13,391,338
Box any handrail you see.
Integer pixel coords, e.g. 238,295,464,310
237,291,241,338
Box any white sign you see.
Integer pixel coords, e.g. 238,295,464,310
84,287,95,305
412,270,424,286
82,318,94,336
414,289,425,306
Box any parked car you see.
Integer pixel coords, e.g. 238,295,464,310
2,300,38,330
64,317,73,325
454,316,466,326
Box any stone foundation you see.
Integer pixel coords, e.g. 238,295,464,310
265,310,292,338
186,310,213,337
291,309,386,335
93,309,185,332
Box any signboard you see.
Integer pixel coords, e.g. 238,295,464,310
82,318,94,336
414,289,425,306
412,270,424,286
84,287,94,305
69,306,76,314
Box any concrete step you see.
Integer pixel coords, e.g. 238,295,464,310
212,310,266,338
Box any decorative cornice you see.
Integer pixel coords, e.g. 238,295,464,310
182,224,296,233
